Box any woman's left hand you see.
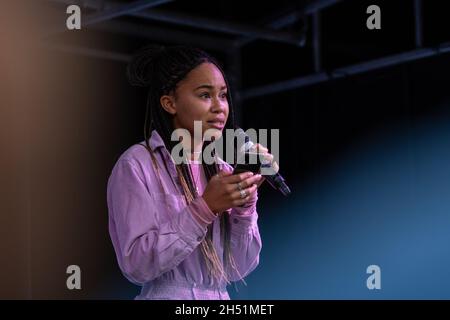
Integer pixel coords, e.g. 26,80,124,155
252,143,276,188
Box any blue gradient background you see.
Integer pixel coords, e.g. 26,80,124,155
228,105,450,299
104,105,450,300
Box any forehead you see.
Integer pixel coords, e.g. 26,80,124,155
181,62,226,88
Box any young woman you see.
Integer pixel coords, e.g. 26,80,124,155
107,45,269,300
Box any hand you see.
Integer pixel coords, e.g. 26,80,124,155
252,143,278,187
202,170,263,214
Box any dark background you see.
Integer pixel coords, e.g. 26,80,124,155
1,0,450,299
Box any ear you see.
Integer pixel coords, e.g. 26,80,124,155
160,94,177,115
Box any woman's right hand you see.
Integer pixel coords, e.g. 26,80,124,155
202,170,262,214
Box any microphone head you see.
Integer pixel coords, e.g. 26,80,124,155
235,128,254,153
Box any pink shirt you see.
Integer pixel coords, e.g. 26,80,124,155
107,130,262,300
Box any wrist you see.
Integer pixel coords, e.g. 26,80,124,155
201,195,219,216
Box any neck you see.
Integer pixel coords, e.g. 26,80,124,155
190,147,202,162
180,136,203,162
171,125,204,161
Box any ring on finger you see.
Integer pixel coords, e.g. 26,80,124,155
239,189,247,199
237,182,243,191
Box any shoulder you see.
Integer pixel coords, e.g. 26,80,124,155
117,141,151,165
110,141,155,180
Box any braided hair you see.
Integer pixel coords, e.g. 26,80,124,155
127,45,243,286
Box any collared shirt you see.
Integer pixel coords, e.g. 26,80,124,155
107,130,262,300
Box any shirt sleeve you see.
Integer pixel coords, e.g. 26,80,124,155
107,159,215,285
227,178,262,282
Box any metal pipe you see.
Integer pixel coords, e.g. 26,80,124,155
48,0,303,46
312,11,321,72
413,0,423,47
301,0,344,15
132,9,303,46
233,9,303,48
83,0,172,27
233,0,343,48
91,20,236,52
242,43,450,99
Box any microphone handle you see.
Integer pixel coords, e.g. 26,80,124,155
265,172,291,196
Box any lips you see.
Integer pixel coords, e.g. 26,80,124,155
206,118,225,129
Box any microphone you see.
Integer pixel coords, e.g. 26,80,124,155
235,128,291,196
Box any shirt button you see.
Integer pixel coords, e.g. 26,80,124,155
197,236,203,242
233,218,239,224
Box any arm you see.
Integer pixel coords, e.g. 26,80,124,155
107,160,215,285
226,189,262,282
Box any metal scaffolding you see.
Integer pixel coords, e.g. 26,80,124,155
44,0,449,100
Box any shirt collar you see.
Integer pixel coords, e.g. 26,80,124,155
148,130,166,150
146,130,229,171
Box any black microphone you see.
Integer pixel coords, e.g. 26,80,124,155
235,128,291,196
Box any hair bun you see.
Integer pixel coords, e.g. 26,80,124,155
126,45,166,87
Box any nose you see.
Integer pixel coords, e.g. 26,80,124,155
210,96,228,114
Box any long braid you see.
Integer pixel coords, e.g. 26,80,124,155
128,44,244,286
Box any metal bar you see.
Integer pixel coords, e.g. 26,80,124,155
413,0,423,47
331,48,436,77
226,49,243,125
42,41,450,68
132,9,303,46
269,11,303,29
91,20,236,52
242,43,450,99
233,10,303,48
45,0,171,35
83,0,173,27
312,11,321,72
48,0,235,51
242,73,330,99
301,0,344,15
47,0,303,46
233,0,343,48
439,42,450,53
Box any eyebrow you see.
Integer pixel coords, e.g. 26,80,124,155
194,84,227,91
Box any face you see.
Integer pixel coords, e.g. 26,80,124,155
160,62,229,140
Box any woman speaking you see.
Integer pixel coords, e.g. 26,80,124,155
107,45,270,300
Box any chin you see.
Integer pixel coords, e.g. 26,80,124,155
203,127,223,141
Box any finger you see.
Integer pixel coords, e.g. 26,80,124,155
232,196,251,207
215,170,232,179
232,185,258,206
255,143,269,153
246,184,258,197
222,171,253,184
256,176,266,187
233,197,252,206
250,143,268,153
231,184,258,200
263,153,274,161
240,174,263,187
259,152,274,164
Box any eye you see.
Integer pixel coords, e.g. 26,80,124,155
199,92,210,99
220,92,228,99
